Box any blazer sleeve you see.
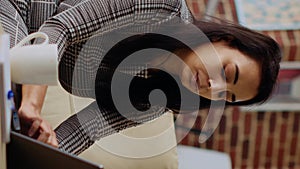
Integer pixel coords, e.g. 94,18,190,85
55,101,167,155
41,0,184,155
38,0,182,61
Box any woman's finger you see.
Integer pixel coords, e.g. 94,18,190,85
28,119,42,137
49,131,59,147
37,131,51,143
37,130,58,148
39,120,52,134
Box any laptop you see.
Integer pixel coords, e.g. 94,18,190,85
7,131,104,169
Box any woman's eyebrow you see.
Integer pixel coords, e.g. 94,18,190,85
233,64,239,84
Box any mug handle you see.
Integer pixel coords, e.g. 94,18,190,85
12,32,49,49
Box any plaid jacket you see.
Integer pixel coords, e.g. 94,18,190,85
0,0,193,154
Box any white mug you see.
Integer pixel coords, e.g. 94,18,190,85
10,32,58,85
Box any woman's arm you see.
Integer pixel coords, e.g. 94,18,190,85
55,101,167,155
21,0,185,150
19,84,58,147
39,0,183,59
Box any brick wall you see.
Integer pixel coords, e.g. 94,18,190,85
186,0,300,61
178,0,300,168
176,108,300,169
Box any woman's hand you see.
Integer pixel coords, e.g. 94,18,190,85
18,84,58,147
18,104,58,147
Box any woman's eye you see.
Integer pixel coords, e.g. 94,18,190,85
218,91,236,102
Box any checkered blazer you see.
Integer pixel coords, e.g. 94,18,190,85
1,0,193,154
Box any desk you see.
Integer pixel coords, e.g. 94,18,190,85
0,25,11,169
0,129,6,169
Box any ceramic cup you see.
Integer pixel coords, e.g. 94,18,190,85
10,32,58,85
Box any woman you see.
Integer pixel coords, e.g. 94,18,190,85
1,0,281,155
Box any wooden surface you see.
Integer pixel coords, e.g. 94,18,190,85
0,22,7,169
0,119,7,169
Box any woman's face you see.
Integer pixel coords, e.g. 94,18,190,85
179,41,261,102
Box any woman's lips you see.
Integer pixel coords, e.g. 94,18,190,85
190,71,202,93
187,69,209,95
191,72,198,92
195,70,210,93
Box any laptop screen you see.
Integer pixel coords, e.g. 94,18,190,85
7,131,104,169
